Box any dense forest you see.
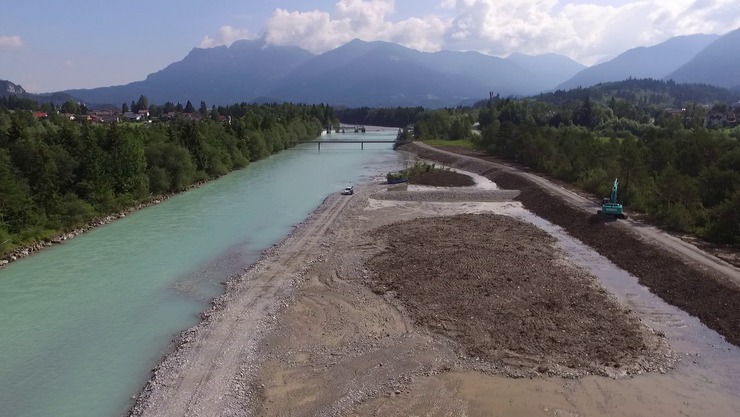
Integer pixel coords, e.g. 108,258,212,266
407,85,740,246
534,79,740,107
0,101,329,256
334,107,425,128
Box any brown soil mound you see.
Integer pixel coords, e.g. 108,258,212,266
368,214,664,374
409,170,475,187
412,145,740,348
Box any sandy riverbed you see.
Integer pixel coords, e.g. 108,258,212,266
130,164,740,417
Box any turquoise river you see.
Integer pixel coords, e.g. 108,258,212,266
0,131,403,417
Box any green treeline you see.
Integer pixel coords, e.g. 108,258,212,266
411,92,740,246
535,79,740,107
335,107,425,127
0,103,326,256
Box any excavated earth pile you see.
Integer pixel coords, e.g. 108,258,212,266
408,170,475,187
408,144,740,348
368,213,670,376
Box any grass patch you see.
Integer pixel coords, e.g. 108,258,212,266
422,139,477,149
387,162,450,181
597,136,625,143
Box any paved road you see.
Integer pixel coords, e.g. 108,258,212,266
416,142,740,285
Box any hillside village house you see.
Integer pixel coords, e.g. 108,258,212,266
705,110,737,128
33,111,47,118
123,112,142,122
137,109,150,118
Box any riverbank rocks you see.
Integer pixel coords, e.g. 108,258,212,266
0,189,183,269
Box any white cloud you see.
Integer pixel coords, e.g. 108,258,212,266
200,26,257,48
441,0,740,64
0,35,24,49
263,0,448,53
202,0,740,64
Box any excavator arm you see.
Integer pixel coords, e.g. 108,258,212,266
611,179,619,205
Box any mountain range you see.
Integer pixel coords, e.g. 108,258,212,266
556,34,721,90
5,28,740,109
1,80,81,106
59,38,584,108
505,52,586,91
665,28,740,89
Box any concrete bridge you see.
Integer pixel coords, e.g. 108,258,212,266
291,140,408,150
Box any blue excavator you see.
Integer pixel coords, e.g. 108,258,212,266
598,179,627,220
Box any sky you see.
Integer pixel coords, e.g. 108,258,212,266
1,0,739,93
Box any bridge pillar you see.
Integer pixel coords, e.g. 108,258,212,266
361,142,364,150
318,142,321,151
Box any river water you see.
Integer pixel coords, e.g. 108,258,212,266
0,131,403,417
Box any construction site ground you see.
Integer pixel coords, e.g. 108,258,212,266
408,143,740,347
408,169,475,187
249,165,740,416
131,146,740,417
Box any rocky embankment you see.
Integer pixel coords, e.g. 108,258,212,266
0,183,207,269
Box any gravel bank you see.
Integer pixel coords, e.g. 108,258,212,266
404,143,740,348
249,184,683,416
408,170,475,187
371,189,519,202
368,213,674,378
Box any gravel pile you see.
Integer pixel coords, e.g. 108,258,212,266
371,189,520,202
367,213,674,377
408,170,475,187
407,142,740,349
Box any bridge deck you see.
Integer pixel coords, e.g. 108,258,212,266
294,140,400,144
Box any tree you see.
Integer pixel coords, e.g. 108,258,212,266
164,102,175,113
200,101,208,117
184,101,195,114
61,100,80,115
211,106,220,122
136,95,149,113
0,149,34,234
107,125,148,196
122,102,129,113
708,191,740,244
131,101,137,113
448,119,468,141
175,103,184,113
712,102,729,113
145,141,195,193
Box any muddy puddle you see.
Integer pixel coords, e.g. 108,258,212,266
360,168,740,416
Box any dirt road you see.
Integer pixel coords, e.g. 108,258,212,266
130,194,352,417
413,142,740,284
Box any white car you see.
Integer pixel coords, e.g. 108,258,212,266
342,186,354,195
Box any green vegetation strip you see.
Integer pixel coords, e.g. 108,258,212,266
422,139,477,149
0,102,336,257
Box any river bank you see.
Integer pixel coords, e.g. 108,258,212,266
0,182,211,269
123,157,740,416
0,132,353,270
128,189,363,416
244,170,738,416
0,133,405,417
403,142,740,348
